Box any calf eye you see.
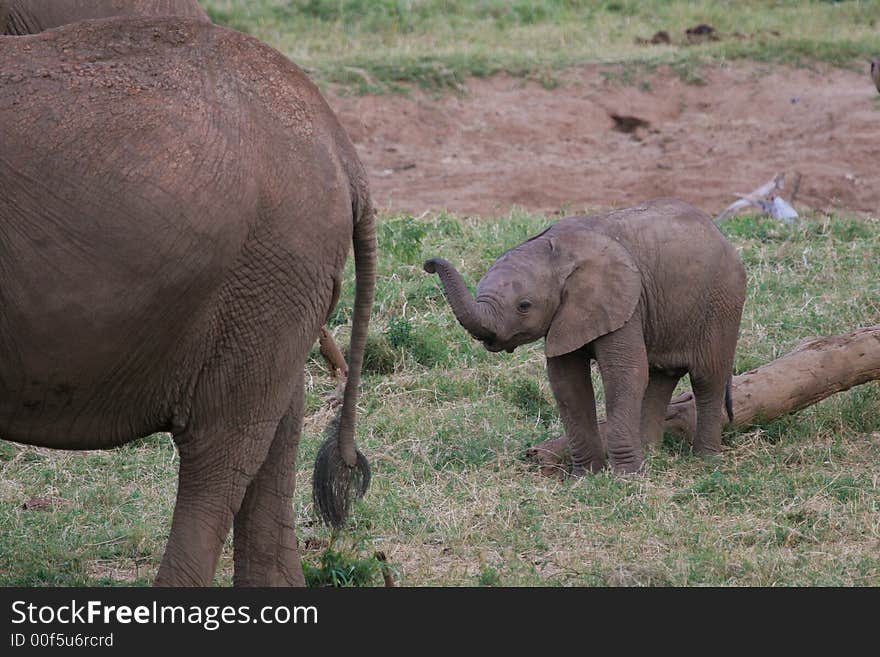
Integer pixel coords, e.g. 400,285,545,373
517,300,532,312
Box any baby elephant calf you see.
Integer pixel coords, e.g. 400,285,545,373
425,198,746,475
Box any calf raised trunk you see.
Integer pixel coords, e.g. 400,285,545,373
423,258,493,341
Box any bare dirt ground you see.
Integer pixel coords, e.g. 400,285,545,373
329,62,880,218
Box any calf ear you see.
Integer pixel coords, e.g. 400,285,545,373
545,235,641,358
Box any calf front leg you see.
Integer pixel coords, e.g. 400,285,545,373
640,369,683,447
593,320,649,474
547,350,605,476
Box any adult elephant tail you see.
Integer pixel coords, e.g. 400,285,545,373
312,188,376,529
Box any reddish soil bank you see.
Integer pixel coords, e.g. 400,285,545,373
328,62,880,217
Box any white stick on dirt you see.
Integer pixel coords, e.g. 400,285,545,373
715,173,786,222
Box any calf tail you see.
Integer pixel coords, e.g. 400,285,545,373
724,376,734,425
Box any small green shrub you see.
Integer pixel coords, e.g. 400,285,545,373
386,316,414,349
360,332,398,375
477,566,502,586
379,215,429,263
387,316,450,368
303,549,382,587
503,377,558,424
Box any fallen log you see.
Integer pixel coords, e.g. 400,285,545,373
526,326,880,476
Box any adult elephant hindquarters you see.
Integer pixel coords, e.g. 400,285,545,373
0,17,375,586
1,0,209,34
425,199,746,475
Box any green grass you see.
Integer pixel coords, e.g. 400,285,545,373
302,548,384,587
1,210,878,586
201,0,880,91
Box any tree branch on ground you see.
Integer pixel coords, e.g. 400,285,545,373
319,327,348,380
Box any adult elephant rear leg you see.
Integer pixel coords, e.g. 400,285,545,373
154,351,297,587
233,375,306,587
639,369,682,448
154,415,282,586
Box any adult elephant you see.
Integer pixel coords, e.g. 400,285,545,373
1,0,208,34
425,199,746,475
0,17,375,586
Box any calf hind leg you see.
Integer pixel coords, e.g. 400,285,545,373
639,369,682,447
690,372,727,456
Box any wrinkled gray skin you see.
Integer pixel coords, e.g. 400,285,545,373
0,0,208,34
426,199,746,475
0,18,375,586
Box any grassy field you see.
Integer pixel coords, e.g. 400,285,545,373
1,211,878,586
1,1,878,587
201,0,880,91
